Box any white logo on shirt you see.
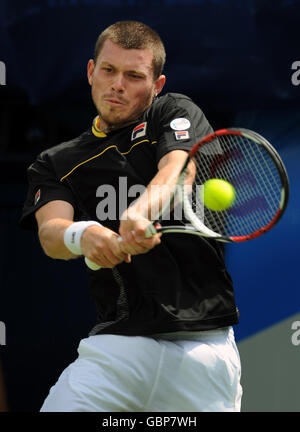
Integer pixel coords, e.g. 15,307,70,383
170,118,191,131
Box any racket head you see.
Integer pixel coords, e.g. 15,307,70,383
179,128,289,242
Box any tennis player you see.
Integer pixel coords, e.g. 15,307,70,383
20,21,242,412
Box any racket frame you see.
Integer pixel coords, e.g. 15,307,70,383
150,128,289,243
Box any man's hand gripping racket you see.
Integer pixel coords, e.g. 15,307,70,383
85,128,289,270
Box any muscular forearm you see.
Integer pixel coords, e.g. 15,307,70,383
38,218,77,260
134,162,182,220
118,150,192,253
130,150,192,221
35,200,130,267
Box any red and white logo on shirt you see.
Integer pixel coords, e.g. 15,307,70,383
131,122,147,140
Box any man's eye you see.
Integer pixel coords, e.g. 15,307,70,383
130,74,142,79
102,67,112,72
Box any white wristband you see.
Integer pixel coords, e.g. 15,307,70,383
64,221,102,255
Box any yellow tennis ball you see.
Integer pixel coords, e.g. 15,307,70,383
203,179,236,211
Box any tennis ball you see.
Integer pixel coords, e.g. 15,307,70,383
202,179,236,211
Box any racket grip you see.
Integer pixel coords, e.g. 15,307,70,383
85,256,101,271
145,224,158,238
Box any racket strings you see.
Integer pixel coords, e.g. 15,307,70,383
222,134,280,230
237,134,280,210
190,133,283,237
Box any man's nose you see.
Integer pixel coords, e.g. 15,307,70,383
112,74,125,92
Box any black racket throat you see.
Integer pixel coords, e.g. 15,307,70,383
153,224,232,242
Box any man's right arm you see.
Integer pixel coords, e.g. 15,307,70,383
35,200,131,267
36,200,77,260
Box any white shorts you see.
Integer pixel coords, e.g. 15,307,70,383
40,326,242,412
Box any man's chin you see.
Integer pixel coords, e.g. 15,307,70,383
97,108,125,126
99,111,140,129
103,117,127,129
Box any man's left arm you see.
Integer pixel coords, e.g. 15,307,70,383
118,149,189,255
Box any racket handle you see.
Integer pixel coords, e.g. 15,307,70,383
145,223,158,238
85,256,101,271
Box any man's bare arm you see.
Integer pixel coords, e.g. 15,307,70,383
119,149,192,254
131,149,191,221
36,200,77,259
36,200,130,267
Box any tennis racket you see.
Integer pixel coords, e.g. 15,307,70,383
85,128,289,270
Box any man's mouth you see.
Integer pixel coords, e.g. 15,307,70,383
104,98,125,106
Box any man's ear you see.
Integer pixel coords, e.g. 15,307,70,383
87,59,95,86
154,74,166,96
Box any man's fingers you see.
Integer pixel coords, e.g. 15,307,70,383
133,227,162,246
119,232,161,255
83,234,131,268
86,250,129,268
124,254,131,263
86,253,112,269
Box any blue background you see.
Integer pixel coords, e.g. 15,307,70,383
0,0,299,411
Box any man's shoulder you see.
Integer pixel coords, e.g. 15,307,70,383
42,130,94,161
150,92,200,114
33,129,98,179
156,92,194,105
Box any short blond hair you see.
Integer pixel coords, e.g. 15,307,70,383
94,21,166,80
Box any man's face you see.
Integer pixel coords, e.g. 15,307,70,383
87,39,165,128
